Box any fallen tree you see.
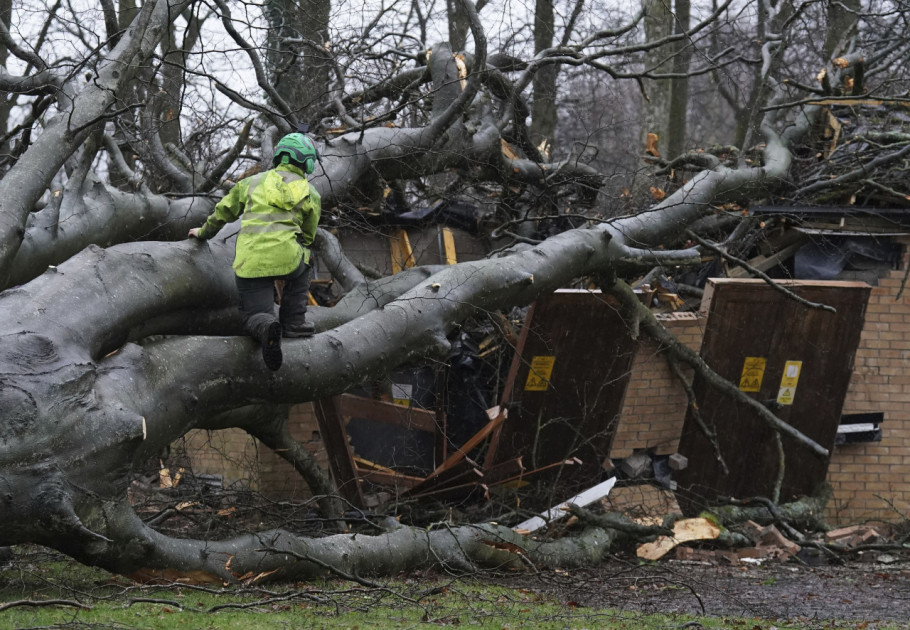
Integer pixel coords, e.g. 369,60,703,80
1,0,907,581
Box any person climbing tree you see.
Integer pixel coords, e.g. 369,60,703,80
189,132,322,370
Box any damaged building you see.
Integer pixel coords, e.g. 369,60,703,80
180,203,910,526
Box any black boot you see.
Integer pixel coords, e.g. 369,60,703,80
283,320,315,338
261,321,283,370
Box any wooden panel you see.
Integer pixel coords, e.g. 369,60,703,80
483,304,535,468
676,279,870,512
354,469,425,490
389,229,415,274
441,227,458,265
490,290,638,480
312,397,365,508
338,394,436,433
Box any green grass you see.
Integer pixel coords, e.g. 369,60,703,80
0,547,900,629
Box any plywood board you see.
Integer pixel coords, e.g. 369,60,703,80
676,279,870,512
490,290,638,480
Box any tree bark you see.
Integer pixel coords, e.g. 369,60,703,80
265,0,332,124
634,0,674,202
0,0,193,284
529,0,558,151
666,0,691,158
0,0,12,160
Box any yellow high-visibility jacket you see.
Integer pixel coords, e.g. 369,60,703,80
197,164,321,278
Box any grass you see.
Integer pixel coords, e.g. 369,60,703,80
0,546,901,629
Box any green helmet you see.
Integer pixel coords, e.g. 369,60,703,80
273,133,318,174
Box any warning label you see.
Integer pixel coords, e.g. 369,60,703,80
524,356,556,391
777,387,795,405
738,357,767,392
392,383,412,407
776,360,803,405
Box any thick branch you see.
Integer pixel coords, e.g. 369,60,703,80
0,0,193,283
97,502,615,581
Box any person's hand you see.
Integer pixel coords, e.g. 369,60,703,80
188,227,201,239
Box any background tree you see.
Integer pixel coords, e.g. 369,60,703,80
0,0,908,581
266,0,332,123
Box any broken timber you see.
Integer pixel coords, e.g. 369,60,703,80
311,290,641,505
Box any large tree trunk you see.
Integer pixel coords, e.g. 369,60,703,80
633,0,673,202
265,0,332,123
666,0,691,158
529,0,558,150
0,0,13,162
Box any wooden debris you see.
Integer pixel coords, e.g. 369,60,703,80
675,546,792,564
429,406,506,477
488,458,581,490
389,229,415,274
339,394,436,432
645,132,661,157
401,458,483,497
636,517,721,560
513,477,616,533
500,138,521,160
355,469,424,490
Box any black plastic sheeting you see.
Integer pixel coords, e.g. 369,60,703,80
442,331,498,450
394,200,482,234
794,236,901,280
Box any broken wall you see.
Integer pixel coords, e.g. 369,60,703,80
610,313,704,458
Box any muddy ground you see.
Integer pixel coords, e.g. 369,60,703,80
492,552,910,625
4,544,910,627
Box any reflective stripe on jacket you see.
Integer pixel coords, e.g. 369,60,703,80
197,164,321,278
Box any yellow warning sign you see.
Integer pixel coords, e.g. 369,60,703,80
776,360,803,405
738,357,767,392
524,355,556,391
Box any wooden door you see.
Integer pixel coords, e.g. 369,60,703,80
490,290,638,483
676,279,870,511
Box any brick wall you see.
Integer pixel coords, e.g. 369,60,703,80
607,272,910,526
610,313,705,458
608,261,910,525
182,428,261,487
828,237,910,524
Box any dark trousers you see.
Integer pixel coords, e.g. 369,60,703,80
235,257,311,339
